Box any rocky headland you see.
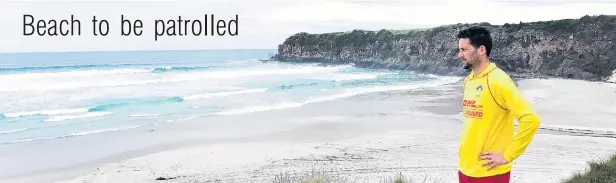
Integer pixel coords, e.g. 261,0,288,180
271,15,616,82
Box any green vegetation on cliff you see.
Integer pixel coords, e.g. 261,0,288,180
274,15,616,82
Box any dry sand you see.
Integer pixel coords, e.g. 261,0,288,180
30,78,616,183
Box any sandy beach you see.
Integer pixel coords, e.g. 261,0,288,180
5,78,616,183
3,1,616,182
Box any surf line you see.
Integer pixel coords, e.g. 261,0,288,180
154,14,238,41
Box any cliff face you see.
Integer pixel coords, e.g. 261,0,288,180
272,15,616,82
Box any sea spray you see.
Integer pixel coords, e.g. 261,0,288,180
151,66,215,73
608,69,616,83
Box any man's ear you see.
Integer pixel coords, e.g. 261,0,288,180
479,45,486,56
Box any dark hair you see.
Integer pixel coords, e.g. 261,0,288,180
456,26,493,56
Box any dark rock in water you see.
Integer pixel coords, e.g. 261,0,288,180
272,15,616,82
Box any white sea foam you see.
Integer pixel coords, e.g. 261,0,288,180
0,79,164,92
214,76,461,116
168,65,349,82
183,88,268,100
311,73,380,81
2,88,264,120
0,65,347,92
45,112,113,122
214,101,305,116
4,108,89,118
67,125,143,136
0,128,29,135
0,68,151,79
128,113,167,117
166,115,200,123
1,125,144,144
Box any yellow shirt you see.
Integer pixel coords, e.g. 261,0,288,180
459,63,541,177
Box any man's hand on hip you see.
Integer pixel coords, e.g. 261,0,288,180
479,152,509,171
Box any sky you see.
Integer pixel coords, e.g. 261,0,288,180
1,0,615,53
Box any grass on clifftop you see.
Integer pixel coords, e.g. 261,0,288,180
387,29,411,35
340,29,415,35
561,152,616,183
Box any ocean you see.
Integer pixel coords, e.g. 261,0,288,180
0,49,461,178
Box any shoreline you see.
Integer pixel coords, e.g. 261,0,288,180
0,80,464,183
4,78,616,183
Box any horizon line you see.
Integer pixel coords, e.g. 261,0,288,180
0,48,279,55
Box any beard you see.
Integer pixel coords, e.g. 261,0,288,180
462,54,479,70
463,62,472,70
462,59,473,70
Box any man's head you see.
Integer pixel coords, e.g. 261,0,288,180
456,26,492,70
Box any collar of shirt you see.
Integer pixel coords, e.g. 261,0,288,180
470,62,497,79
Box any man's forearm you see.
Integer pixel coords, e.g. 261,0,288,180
503,113,540,162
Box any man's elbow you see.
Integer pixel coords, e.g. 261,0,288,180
528,113,541,130
519,113,541,129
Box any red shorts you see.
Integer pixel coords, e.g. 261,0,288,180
458,171,510,183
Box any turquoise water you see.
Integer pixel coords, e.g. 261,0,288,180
0,49,460,144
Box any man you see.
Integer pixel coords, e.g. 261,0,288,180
456,26,541,183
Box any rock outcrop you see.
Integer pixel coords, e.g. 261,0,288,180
272,15,616,82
